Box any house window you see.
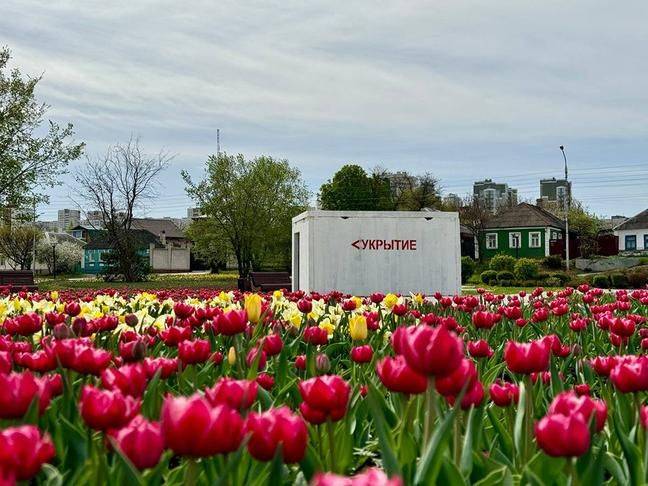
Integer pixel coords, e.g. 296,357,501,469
87,251,96,264
485,233,498,250
509,232,522,249
529,232,542,248
644,234,648,250
625,235,637,251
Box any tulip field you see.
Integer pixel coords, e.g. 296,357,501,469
1,285,648,485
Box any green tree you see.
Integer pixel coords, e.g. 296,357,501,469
397,173,441,211
185,218,230,272
182,153,309,278
0,46,84,212
319,164,393,210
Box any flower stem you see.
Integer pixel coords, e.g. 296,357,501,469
327,420,337,473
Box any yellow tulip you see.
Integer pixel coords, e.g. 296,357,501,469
319,319,335,336
289,312,303,329
383,293,399,309
245,294,263,324
413,293,424,305
273,290,283,300
227,346,237,365
50,291,59,301
349,315,368,341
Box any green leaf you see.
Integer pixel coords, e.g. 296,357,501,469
440,460,467,486
366,384,402,478
613,408,644,486
513,382,526,458
460,406,483,478
473,466,513,486
603,452,627,485
108,437,145,486
414,395,461,485
486,407,513,458
41,464,64,486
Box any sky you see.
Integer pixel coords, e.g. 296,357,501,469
3,0,648,221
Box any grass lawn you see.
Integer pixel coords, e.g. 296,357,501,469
461,284,561,295
36,271,240,291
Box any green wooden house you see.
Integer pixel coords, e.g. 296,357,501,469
82,230,158,274
479,203,565,259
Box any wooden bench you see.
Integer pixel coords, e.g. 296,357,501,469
0,271,38,292
249,272,292,292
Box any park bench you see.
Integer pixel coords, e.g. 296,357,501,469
0,270,38,292
249,272,292,292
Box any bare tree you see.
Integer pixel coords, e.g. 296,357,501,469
460,195,492,262
0,225,41,270
73,137,171,281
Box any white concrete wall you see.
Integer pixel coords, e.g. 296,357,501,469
615,228,648,251
292,210,461,295
150,246,191,271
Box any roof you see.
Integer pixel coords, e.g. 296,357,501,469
614,209,648,231
84,229,159,250
43,232,86,246
484,203,565,230
132,218,186,239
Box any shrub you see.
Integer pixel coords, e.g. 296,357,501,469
640,257,648,266
461,257,476,284
610,273,629,289
490,254,516,273
544,277,562,287
498,280,513,287
480,270,498,284
514,258,539,281
627,267,648,288
496,271,515,285
543,255,563,270
550,272,570,285
591,274,610,289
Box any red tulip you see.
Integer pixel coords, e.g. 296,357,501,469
489,380,519,407
467,339,494,359
574,383,590,396
0,371,51,419
246,347,267,370
304,326,329,346
297,299,312,314
547,391,607,432
143,357,179,379
447,380,484,410
64,302,81,316
351,345,373,364
262,334,284,356
119,339,147,362
295,355,306,370
589,356,618,377
161,394,243,457
298,375,350,424
160,326,192,346
256,372,275,390
535,413,590,457
109,416,165,470
79,385,140,431
178,339,211,365
392,304,408,316
400,325,464,377
504,340,550,374
0,425,55,481
435,358,477,396
641,405,648,429
4,313,42,336
205,377,258,410
212,309,248,336
376,356,427,395
173,302,194,319
610,356,648,393
312,468,403,486
471,311,499,330
101,363,149,397
0,350,11,374
244,406,308,463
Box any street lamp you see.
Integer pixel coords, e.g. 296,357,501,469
51,242,57,276
559,145,570,271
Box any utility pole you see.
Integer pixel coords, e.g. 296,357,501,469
559,145,570,270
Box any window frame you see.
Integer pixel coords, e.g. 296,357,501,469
644,234,648,250
485,233,498,250
625,235,637,251
529,231,542,248
509,232,522,249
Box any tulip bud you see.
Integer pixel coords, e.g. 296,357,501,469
53,323,73,340
315,353,330,373
228,346,237,365
124,314,139,327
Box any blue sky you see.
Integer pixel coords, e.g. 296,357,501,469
3,0,648,221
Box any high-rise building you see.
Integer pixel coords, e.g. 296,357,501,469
473,179,518,213
443,193,463,209
539,178,571,206
187,207,206,219
57,209,80,229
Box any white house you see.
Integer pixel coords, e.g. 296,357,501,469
614,209,648,254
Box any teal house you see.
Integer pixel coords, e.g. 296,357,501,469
479,203,565,259
82,230,158,274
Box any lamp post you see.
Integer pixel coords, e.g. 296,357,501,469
559,146,570,270
51,242,57,276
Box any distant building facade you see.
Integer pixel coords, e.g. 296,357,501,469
614,209,648,255
473,179,518,213
57,209,80,230
539,178,571,207
443,193,463,209
187,207,206,219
